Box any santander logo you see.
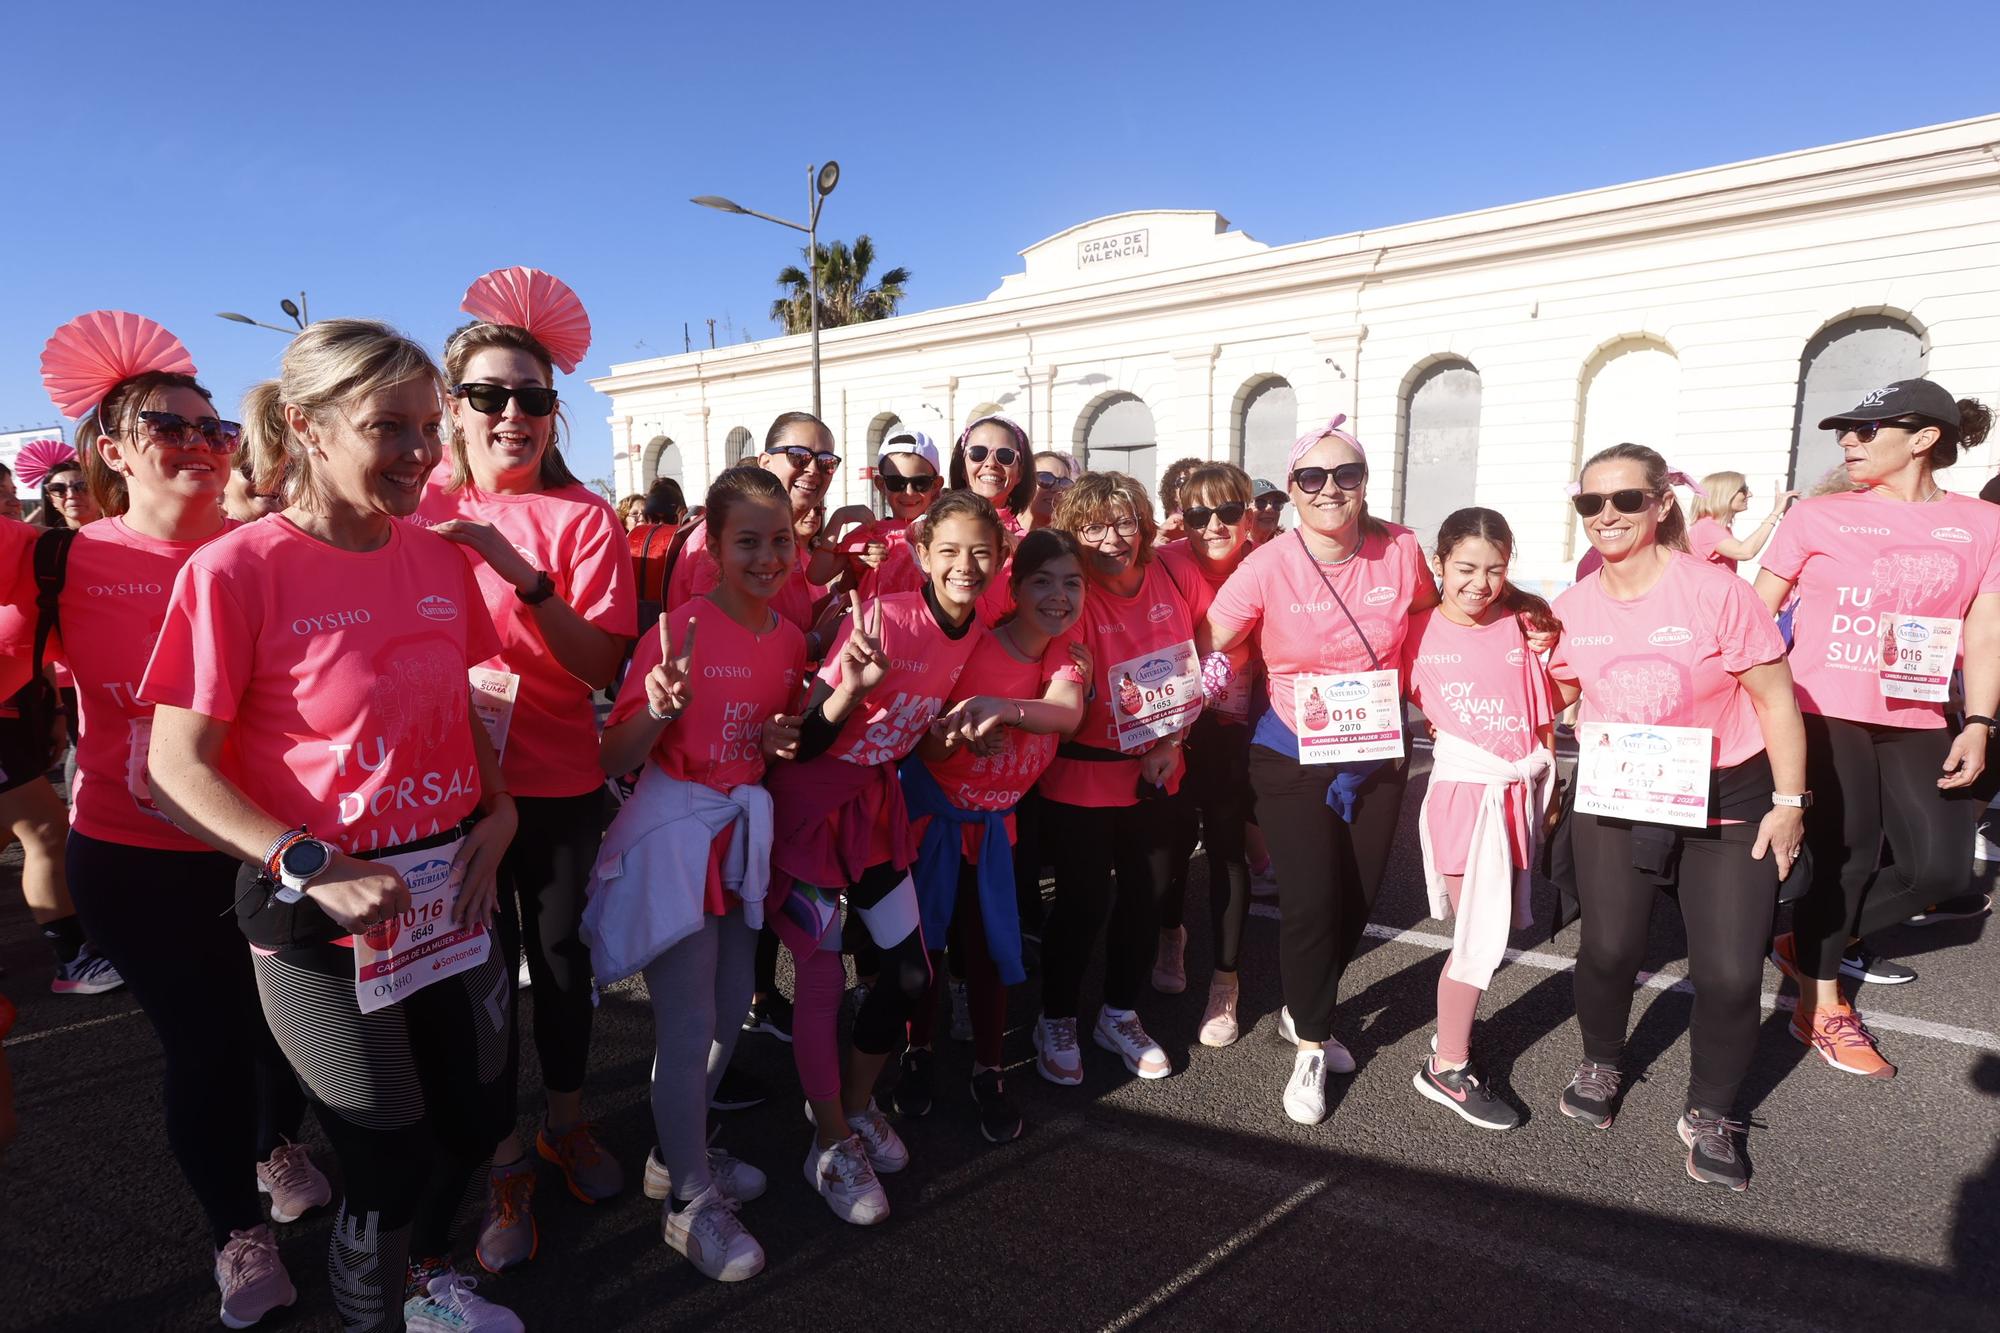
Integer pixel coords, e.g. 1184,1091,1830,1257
1649,626,1693,647
417,595,458,622
1931,527,1972,544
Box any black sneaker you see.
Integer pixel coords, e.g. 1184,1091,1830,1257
1413,1059,1519,1131
708,1067,768,1112
1677,1109,1749,1191
970,1068,1023,1144
742,993,794,1042
1905,893,1992,926
892,1047,934,1118
1838,943,1916,985
1558,1060,1622,1129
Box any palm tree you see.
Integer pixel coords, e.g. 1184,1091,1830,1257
771,235,911,335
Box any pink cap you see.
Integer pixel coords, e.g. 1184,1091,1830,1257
1287,414,1366,473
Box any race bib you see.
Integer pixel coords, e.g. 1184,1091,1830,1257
1575,722,1712,828
353,836,488,1014
1293,669,1404,765
1878,614,1961,703
1108,640,1202,753
468,668,521,763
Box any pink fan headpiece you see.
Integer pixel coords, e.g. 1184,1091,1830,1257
14,439,76,491
1288,414,1367,472
458,267,593,374
40,310,198,419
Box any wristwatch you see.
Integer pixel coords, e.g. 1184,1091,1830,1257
517,570,557,606
274,836,337,904
1771,792,1814,809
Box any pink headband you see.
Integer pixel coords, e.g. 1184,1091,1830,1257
958,413,1029,452
40,310,198,419
14,439,76,491
458,267,592,374
1565,467,1707,500
1287,414,1367,473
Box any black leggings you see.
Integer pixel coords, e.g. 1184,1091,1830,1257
1040,795,1175,1019
1248,746,1408,1043
1795,714,1984,979
1570,811,1776,1117
67,831,306,1248
846,861,931,1057
1160,715,1254,972
495,790,605,1096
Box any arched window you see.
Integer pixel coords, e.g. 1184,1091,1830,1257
866,412,902,456
724,426,756,463
1397,360,1481,555
643,435,682,485
1790,314,1925,490
1573,337,1680,559
1234,377,1297,486
1078,394,1158,501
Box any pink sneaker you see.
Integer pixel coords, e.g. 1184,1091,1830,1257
214,1224,296,1329
257,1141,331,1224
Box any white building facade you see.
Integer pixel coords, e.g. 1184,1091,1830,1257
594,116,2000,585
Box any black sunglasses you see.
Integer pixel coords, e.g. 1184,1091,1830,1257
966,444,1018,467
1571,489,1656,518
45,481,80,497
1841,419,1928,444
881,474,938,495
1290,463,1366,495
1253,494,1287,512
451,382,558,417
777,445,841,472
1183,502,1247,529
1036,472,1075,490
133,411,243,453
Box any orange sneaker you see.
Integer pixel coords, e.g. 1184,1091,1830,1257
1767,932,1806,987
1791,1002,1896,1079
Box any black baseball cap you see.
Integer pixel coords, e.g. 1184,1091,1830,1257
1251,476,1284,499
1818,379,1960,436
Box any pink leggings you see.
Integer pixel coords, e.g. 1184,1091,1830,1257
790,945,849,1102
1435,874,1484,1065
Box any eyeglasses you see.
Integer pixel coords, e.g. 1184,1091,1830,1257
1570,489,1656,518
881,474,938,495
451,382,558,417
1036,472,1074,491
1253,494,1287,512
130,411,243,453
776,445,841,473
1840,419,1926,444
1289,463,1366,494
966,444,1018,467
1079,516,1141,542
45,482,79,497
1182,502,1247,529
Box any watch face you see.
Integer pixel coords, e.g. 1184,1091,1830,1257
281,839,332,880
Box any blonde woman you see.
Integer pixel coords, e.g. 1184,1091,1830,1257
1687,472,1797,571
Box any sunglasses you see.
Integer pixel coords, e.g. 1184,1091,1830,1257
966,444,1018,467
132,411,243,453
1840,419,1926,444
1289,463,1366,494
1253,494,1287,512
777,445,841,473
881,474,939,495
1570,489,1657,518
451,382,558,417
1183,502,1247,529
45,482,80,497
1080,516,1141,542
1036,472,1075,491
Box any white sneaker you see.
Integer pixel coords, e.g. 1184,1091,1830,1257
804,1135,890,1226
949,979,973,1042
1198,973,1241,1048
1152,927,1187,994
802,1098,909,1173
662,1185,766,1282
1275,1006,1356,1073
1093,1007,1172,1079
1034,1013,1084,1086
1284,1048,1329,1125
403,1270,523,1333
643,1147,768,1203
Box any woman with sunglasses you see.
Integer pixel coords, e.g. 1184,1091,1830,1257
1550,443,1806,1191
1028,451,1077,531
34,312,319,1327
36,457,101,531
1151,463,1260,1045
1205,418,1433,1123
950,415,1038,624
413,269,636,1272
1687,472,1797,573
1756,382,1998,1077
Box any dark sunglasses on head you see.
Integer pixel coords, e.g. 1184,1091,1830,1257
1840,419,1927,444
451,382,558,417
1036,471,1074,490
1289,462,1365,495
881,474,938,495
1183,502,1247,529
777,445,841,472
1570,489,1656,518
1253,494,1287,512
966,444,1018,467
134,410,243,453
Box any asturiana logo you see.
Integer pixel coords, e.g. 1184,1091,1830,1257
1931,527,1972,544
1135,657,1174,685
1363,585,1397,607
1328,678,1370,703
1648,626,1693,647
1146,602,1176,624
1617,730,1673,756
417,595,458,622
1895,620,1931,644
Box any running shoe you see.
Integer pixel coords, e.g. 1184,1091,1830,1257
1767,931,1805,986
1905,893,1993,926
1034,1013,1083,1086
845,1100,909,1173
475,1159,538,1273
1198,971,1241,1048
804,1135,889,1226
1283,1048,1328,1125
893,1046,935,1118
1791,1002,1896,1078
1093,1007,1171,1079
1839,943,1916,985
1413,1059,1519,1131
404,1269,524,1332
741,993,794,1042
661,1185,765,1283
536,1120,623,1203
214,1224,295,1330
642,1146,768,1203
1558,1060,1623,1129
1677,1109,1750,1192
50,944,123,996
1152,926,1187,994
709,1068,769,1112
256,1141,331,1224
970,1068,1023,1144
948,979,973,1042
1274,1006,1356,1073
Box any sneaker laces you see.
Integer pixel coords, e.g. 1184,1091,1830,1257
487,1166,534,1226
417,1270,491,1316
1107,1012,1155,1051
1683,1111,1746,1164
686,1187,747,1244
827,1136,878,1190
1569,1061,1622,1102
1045,1016,1078,1052
261,1142,316,1193
850,1104,894,1152
1817,1009,1880,1051
545,1120,605,1169
218,1227,280,1286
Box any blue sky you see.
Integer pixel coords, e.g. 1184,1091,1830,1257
3,1,1994,487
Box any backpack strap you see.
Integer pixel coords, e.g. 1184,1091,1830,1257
31,527,76,680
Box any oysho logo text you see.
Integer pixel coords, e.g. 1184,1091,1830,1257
87,582,164,598
293,608,375,635
1287,601,1334,615
1838,525,1891,536
1571,633,1615,646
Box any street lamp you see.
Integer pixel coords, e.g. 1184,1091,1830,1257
693,161,840,418
217,291,310,337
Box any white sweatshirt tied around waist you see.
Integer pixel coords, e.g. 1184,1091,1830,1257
1417,729,1556,991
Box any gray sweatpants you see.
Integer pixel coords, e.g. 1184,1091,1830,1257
643,906,758,1201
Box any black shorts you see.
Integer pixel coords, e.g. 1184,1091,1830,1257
0,688,52,796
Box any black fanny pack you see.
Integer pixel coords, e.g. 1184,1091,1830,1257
235,820,474,953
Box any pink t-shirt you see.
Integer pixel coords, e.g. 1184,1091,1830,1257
0,520,42,703
815,591,981,766
1038,562,1196,808
1687,516,1737,572
1549,553,1785,769
924,629,1085,813
140,518,504,856
1208,525,1431,730
414,481,637,798
671,517,818,634
973,507,1028,627
1760,490,2000,729
856,519,925,601
1157,538,1256,722
54,517,239,850
609,598,807,792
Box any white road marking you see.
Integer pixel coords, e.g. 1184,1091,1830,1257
2,1008,143,1048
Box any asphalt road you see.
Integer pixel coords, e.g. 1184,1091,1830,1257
3,751,1995,1332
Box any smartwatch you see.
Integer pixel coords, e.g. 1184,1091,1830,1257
517,571,557,606
275,837,337,904
1771,791,1814,809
